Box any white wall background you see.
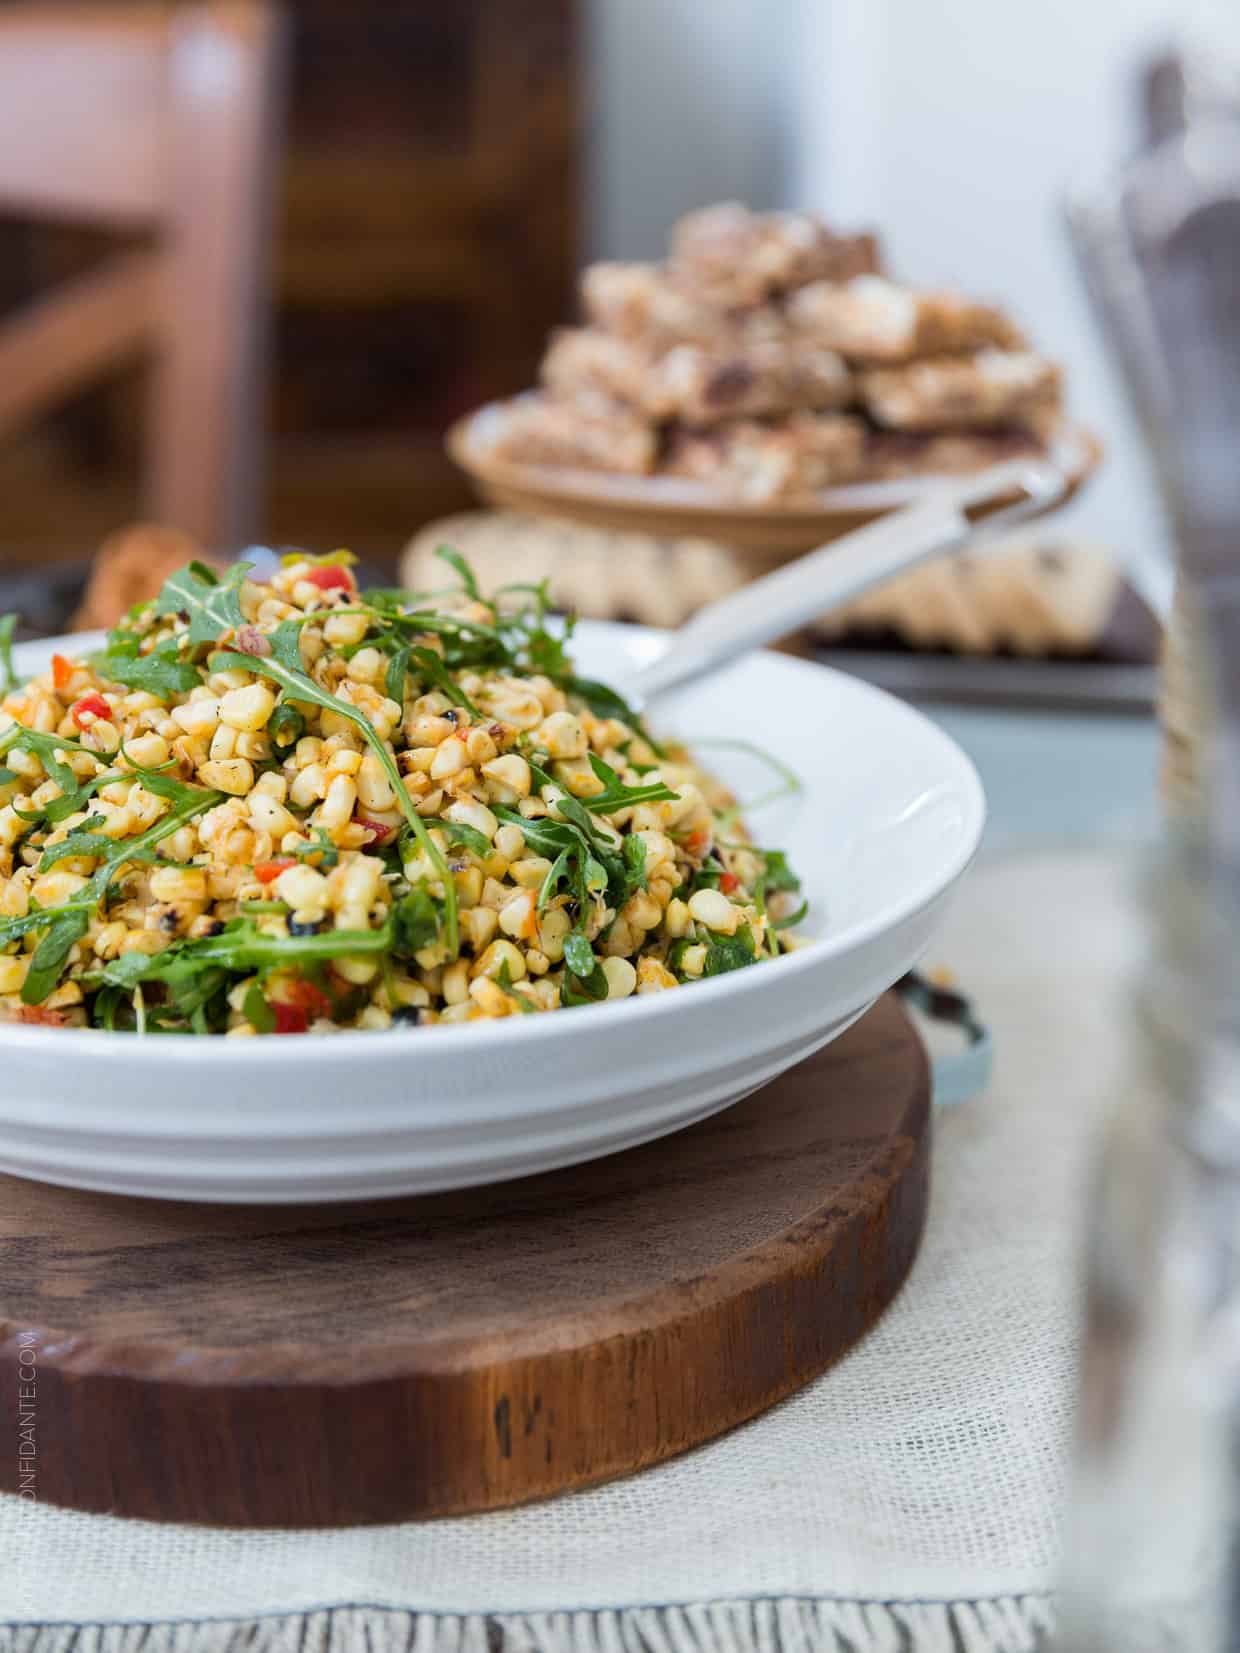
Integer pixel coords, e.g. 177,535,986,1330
583,0,1236,597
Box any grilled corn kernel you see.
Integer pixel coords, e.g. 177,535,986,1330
356,752,397,812
149,866,208,904
473,938,526,982
171,698,221,736
601,956,637,999
679,943,707,979
430,737,468,780
274,864,328,914
687,888,739,935
219,683,276,733
444,798,497,841
481,754,531,802
0,955,29,993
316,774,357,831
199,758,255,796
664,897,691,938
323,612,368,647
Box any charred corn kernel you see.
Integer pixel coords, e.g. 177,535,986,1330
406,713,455,747
524,949,550,977
326,748,363,778
234,732,271,761
537,906,570,962
469,976,514,1017
323,611,368,647
348,647,386,685
219,683,276,732
430,737,468,780
83,721,120,754
473,938,526,982
464,727,498,765
199,758,254,796
664,898,691,938
0,955,29,993
356,752,397,812
289,762,328,808
274,863,328,913
92,920,129,960
253,771,288,802
603,918,637,957
334,956,378,986
601,956,637,999
637,957,678,993
316,773,357,831
0,879,28,919
453,864,483,907
442,959,470,1005
32,870,90,907
149,866,208,904
487,683,543,729
463,906,498,952
538,711,586,759
247,792,298,838
209,724,238,762
0,808,22,850
494,822,526,860
444,798,496,841
679,943,707,978
498,888,538,941
481,754,531,802
509,856,552,890
294,736,324,766
622,890,663,933
171,698,221,736
121,732,170,769
688,887,739,934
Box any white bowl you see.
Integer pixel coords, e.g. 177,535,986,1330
0,624,984,1202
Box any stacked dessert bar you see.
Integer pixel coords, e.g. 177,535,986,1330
487,203,1063,502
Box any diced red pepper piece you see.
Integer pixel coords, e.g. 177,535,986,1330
356,815,396,846
16,1005,67,1026
272,1002,309,1035
51,654,74,693
254,858,294,885
70,692,112,728
303,565,354,593
719,871,740,894
284,977,333,1020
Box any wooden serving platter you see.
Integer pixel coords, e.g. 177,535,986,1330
0,993,929,1528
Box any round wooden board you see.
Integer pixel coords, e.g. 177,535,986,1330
0,993,929,1528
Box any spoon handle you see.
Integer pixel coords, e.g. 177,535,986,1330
628,453,1070,706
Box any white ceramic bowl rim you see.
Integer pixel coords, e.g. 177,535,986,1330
0,633,984,1062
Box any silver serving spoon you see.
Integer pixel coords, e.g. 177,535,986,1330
625,451,1071,708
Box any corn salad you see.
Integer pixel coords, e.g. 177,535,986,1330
0,550,804,1033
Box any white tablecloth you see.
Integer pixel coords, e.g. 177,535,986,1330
0,848,1146,1653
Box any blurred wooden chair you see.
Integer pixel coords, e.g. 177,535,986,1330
0,2,286,552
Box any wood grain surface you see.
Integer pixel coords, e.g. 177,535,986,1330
0,993,930,1527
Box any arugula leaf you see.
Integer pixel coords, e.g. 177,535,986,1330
243,982,276,1033
385,643,411,705
434,544,483,604
582,752,677,815
558,674,641,726
23,909,91,1005
0,723,83,793
0,613,19,694
96,917,393,991
211,641,459,956
154,560,250,648
772,898,808,931
703,925,757,977
268,700,305,752
392,885,442,956
92,640,201,697
441,821,491,859
408,645,479,714
563,931,596,978
289,827,339,870
38,816,112,872
756,847,800,894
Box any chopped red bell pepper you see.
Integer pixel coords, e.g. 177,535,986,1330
70,692,112,728
719,870,740,894
16,1004,67,1026
303,565,355,593
284,977,333,1020
356,815,396,846
51,653,74,692
272,1002,309,1035
254,858,294,884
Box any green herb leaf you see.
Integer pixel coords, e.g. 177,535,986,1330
434,544,482,603
703,924,757,977
563,931,596,978
0,613,19,695
92,640,201,697
583,751,677,815
268,700,305,751
289,827,339,870
38,816,112,872
243,982,276,1033
385,643,411,705
154,560,250,648
442,821,491,859
22,909,89,1004
392,885,442,957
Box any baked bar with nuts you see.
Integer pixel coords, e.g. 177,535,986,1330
670,201,881,306
485,392,657,475
859,350,1062,434
663,412,866,501
789,276,1026,364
